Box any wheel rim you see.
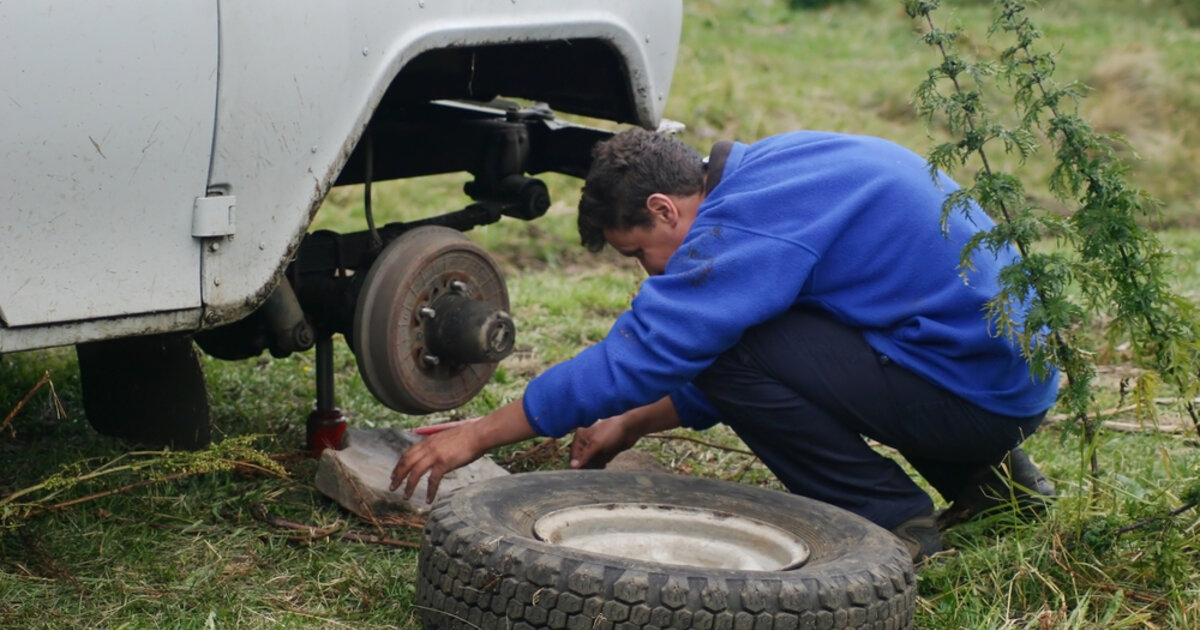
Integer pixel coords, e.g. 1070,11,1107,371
532,502,811,571
352,226,510,414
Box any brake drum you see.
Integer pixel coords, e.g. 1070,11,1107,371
352,226,513,414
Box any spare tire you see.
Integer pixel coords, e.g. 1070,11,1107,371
417,471,915,629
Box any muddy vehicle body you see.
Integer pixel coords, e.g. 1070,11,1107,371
0,1,683,447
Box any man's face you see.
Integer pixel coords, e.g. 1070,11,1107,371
601,192,700,276
603,221,685,276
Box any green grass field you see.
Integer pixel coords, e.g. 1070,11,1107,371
4,1,1200,628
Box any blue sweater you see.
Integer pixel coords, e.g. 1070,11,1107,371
522,131,1059,438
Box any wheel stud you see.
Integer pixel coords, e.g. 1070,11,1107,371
423,354,441,366
450,281,468,293
419,307,437,319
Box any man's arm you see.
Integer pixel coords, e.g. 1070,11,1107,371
570,396,681,469
389,398,536,502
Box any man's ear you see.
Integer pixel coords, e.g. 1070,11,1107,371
645,193,679,227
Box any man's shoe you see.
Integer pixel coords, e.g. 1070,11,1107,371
937,447,1054,529
1009,447,1055,497
891,511,943,564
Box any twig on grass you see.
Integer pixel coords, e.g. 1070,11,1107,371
261,604,362,629
497,438,562,468
729,454,764,483
1,370,64,437
3,463,206,519
1114,502,1198,536
1043,399,1194,434
410,605,484,630
643,432,756,457
1048,532,1165,606
2,442,287,526
370,511,427,530
251,504,419,549
339,530,421,549
21,471,196,518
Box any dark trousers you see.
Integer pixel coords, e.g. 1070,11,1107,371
693,309,1046,530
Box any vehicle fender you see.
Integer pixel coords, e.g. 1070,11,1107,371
202,0,682,325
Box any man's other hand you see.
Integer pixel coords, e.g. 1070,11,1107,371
569,396,683,469
570,417,633,469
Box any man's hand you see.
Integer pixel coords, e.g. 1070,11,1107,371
389,423,485,503
389,398,536,503
570,417,633,469
569,396,683,469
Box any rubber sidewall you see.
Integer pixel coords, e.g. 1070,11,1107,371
417,470,915,630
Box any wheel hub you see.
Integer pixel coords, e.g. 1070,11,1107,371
532,502,811,571
422,291,515,365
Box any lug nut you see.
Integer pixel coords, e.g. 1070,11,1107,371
450,281,468,293
422,354,441,366
419,307,437,319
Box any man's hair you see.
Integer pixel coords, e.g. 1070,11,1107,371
577,128,705,252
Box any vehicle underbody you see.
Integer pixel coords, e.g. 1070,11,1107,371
90,98,620,451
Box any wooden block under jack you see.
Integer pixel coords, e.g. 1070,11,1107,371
314,427,509,518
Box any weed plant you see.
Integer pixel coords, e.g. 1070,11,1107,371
904,0,1200,626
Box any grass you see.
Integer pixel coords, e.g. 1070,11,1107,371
3,0,1200,628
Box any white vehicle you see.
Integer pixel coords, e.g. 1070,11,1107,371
1,1,682,449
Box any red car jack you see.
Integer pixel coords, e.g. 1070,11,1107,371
304,336,347,456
